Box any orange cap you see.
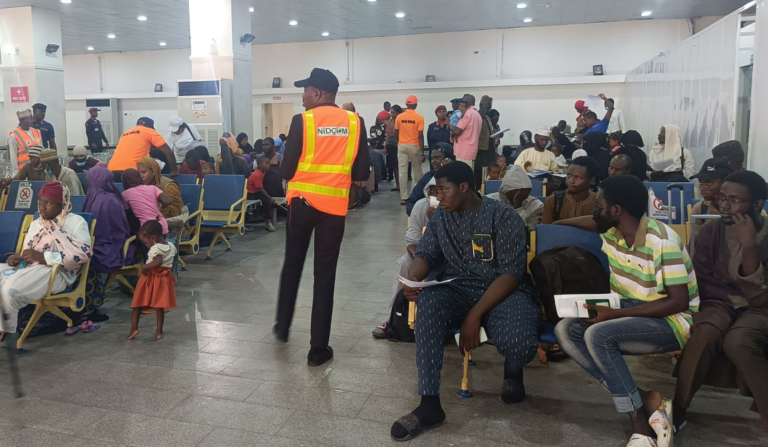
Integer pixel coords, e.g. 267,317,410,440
405,95,418,105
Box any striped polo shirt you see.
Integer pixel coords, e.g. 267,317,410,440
601,215,699,347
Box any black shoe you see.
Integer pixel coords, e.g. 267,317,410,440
500,377,526,404
307,346,333,366
87,310,110,323
273,324,289,343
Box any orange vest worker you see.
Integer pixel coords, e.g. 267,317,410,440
286,107,360,216
10,126,43,168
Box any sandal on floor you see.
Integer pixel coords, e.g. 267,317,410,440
372,322,388,339
649,398,673,447
65,326,81,336
390,413,441,442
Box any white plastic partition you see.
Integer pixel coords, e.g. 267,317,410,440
748,1,768,177
625,13,742,171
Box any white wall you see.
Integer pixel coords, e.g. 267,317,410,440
748,1,768,178
2,18,696,146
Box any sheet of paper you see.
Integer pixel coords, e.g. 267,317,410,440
490,127,510,139
652,158,676,171
454,327,488,346
527,169,551,178
397,275,456,289
584,95,603,111
555,293,621,318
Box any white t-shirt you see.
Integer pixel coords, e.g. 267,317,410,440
168,124,202,163
147,243,177,268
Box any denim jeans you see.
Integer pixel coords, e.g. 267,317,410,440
555,299,682,412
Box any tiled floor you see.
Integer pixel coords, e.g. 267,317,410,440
1,186,765,447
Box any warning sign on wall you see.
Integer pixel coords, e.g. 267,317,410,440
10,86,29,103
15,181,33,209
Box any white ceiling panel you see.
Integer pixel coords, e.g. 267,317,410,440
0,0,751,54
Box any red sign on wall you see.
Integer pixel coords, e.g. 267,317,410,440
10,86,29,103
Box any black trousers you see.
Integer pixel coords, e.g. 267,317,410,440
275,199,346,348
247,191,272,218
385,144,398,181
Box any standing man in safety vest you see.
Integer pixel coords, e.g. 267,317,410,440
7,109,43,172
274,68,369,367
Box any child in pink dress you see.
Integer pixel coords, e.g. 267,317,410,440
121,168,172,234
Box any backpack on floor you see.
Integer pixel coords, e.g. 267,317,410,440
385,289,415,342
529,246,610,324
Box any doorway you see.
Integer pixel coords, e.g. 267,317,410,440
262,103,294,139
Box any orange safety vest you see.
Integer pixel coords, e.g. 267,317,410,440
286,107,360,216
10,127,42,167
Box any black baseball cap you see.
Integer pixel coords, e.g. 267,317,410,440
32,103,46,110
137,117,155,128
450,94,470,103
691,157,733,181
294,68,339,94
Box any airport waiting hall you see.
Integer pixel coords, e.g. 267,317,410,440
0,0,767,446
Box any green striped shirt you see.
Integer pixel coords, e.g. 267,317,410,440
601,215,699,347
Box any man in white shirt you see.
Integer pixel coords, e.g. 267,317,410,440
514,127,560,173
167,116,202,163
40,149,85,195
607,98,626,133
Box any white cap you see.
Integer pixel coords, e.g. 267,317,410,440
535,127,550,138
169,116,184,132
572,149,588,159
73,145,88,157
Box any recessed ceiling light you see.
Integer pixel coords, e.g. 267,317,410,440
137,15,147,21
159,41,167,46
322,31,330,37
523,18,532,23
395,12,405,18
289,20,298,26
60,0,72,3
368,0,376,2
249,6,254,12
107,34,115,39
641,11,652,17
87,46,94,51
517,3,527,8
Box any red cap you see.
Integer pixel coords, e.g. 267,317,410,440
406,95,418,105
88,107,100,113
435,105,447,112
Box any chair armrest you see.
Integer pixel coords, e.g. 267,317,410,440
45,263,62,296
123,236,136,258
186,209,202,223
227,197,246,224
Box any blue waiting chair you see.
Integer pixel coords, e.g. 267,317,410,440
3,181,47,214
115,183,124,192
531,179,544,197
70,195,86,213
16,213,96,352
199,175,247,260
0,211,26,263
178,184,204,270
76,172,87,193
163,174,198,185
644,182,695,225
484,180,502,195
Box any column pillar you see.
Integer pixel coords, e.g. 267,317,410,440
188,0,253,139
0,6,67,155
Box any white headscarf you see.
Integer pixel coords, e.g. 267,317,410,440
572,149,588,159
498,165,532,206
652,124,683,161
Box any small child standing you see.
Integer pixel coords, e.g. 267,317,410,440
486,162,502,180
128,220,178,340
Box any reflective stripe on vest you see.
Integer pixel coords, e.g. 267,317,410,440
297,111,358,175
287,181,348,198
12,128,41,164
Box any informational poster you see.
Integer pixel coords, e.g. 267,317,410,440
15,181,33,209
648,187,675,222
10,86,29,103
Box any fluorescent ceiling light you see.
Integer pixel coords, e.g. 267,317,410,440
249,7,254,12
322,32,330,37
289,20,298,25
641,11,652,17
368,0,376,2
159,41,167,46
107,34,115,39
523,18,532,23
87,46,94,51
138,15,147,21
61,0,72,3
517,3,527,8
395,12,405,18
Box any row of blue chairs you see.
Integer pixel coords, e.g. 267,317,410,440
74,172,199,193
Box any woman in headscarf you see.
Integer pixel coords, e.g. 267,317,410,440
237,132,254,154
581,132,611,181
136,157,184,226
649,124,695,182
0,182,93,339
217,137,251,178
574,100,588,135
82,167,132,317
615,130,650,181
252,139,264,158
495,165,544,232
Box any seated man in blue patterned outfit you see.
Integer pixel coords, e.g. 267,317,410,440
390,161,540,442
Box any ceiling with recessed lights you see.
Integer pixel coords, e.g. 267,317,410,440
0,0,752,55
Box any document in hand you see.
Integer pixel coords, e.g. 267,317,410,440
491,128,511,139
555,292,621,318
397,276,456,288
454,327,489,346
652,158,676,171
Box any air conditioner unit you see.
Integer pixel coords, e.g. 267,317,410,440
177,79,233,158
85,98,120,144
